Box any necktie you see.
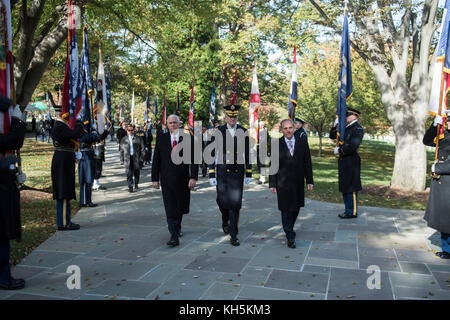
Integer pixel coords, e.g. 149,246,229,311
287,140,294,156
172,138,177,151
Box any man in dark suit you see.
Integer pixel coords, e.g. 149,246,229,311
209,105,252,246
329,107,364,219
269,119,314,248
151,114,198,247
116,120,128,150
120,124,145,193
0,97,27,290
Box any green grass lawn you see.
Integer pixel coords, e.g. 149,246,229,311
254,135,434,211
10,139,80,265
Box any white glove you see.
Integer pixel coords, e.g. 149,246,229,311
11,105,25,121
333,118,339,127
75,151,82,160
245,177,252,185
434,115,443,127
431,163,436,173
334,147,340,155
209,178,217,186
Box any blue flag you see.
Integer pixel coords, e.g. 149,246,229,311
209,81,216,129
288,46,297,120
154,92,158,118
336,9,353,145
78,26,93,133
105,64,112,131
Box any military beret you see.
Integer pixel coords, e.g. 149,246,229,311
0,95,13,113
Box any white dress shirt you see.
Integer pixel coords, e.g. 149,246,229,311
227,123,237,137
128,134,134,156
284,136,295,155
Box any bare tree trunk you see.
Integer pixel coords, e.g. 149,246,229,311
318,134,322,157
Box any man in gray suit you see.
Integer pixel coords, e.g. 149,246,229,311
120,124,145,193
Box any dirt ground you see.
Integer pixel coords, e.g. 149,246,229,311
361,185,430,203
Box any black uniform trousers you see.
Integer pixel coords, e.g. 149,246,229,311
167,215,183,239
0,239,11,285
343,192,358,216
220,208,240,239
281,210,300,241
126,155,140,188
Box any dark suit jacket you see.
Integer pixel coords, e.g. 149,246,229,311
120,134,145,170
269,135,313,212
151,132,198,218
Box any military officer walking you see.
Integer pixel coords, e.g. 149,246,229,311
50,98,84,230
209,105,252,246
0,97,26,290
269,119,314,248
329,107,364,219
423,112,450,259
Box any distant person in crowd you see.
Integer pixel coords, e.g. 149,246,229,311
201,125,208,177
0,96,27,290
269,119,314,248
144,124,153,165
116,120,128,151
257,121,270,184
423,112,450,259
31,114,36,133
329,107,364,219
38,116,45,142
92,128,109,191
110,119,115,142
294,117,307,141
152,115,198,247
120,124,145,193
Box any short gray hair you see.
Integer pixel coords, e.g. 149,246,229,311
280,119,294,128
167,114,180,122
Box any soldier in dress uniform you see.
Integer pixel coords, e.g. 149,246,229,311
92,132,108,191
0,97,26,290
423,112,450,259
50,99,84,231
152,115,198,247
329,107,364,219
208,105,252,246
294,117,307,141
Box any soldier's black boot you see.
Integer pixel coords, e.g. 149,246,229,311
436,251,450,259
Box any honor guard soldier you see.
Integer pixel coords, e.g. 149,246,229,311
50,97,84,231
294,117,307,141
78,127,108,207
209,105,252,246
0,97,26,290
329,107,364,219
423,112,450,259
92,132,108,191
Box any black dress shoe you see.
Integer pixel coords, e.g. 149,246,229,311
79,204,86,207
86,203,98,207
287,240,296,249
338,212,357,219
222,225,230,234
178,231,183,237
166,238,179,247
98,185,107,190
0,278,25,290
128,187,133,193
134,185,139,190
435,251,450,259
230,238,240,246
58,223,81,231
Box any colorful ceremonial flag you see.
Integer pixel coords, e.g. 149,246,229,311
288,46,298,120
230,70,237,105
0,0,12,135
95,49,107,134
249,63,260,144
105,64,112,131
176,87,181,116
62,0,81,129
188,86,194,135
154,92,158,118
208,81,216,129
77,26,94,133
336,8,353,145
162,90,166,125
429,0,450,135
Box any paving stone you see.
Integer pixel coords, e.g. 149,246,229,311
395,249,450,265
399,262,431,275
181,241,262,259
18,251,77,268
237,285,325,300
296,231,335,241
359,255,401,272
139,264,183,283
301,265,330,274
200,282,241,300
146,269,222,300
426,264,450,273
87,280,159,298
393,285,450,300
305,257,359,269
389,272,441,290
248,244,308,270
430,272,450,291
217,267,272,286
328,267,393,300
264,269,329,294
358,247,395,258
334,230,357,243
184,255,250,273
11,265,49,280
308,241,358,261
4,293,69,300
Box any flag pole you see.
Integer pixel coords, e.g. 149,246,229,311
434,62,446,169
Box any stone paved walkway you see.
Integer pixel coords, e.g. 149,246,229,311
2,144,450,300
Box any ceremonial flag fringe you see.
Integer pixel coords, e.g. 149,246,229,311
0,0,13,135
288,46,298,120
336,8,353,145
249,63,260,144
209,81,216,129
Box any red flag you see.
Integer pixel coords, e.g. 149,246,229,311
0,0,13,135
162,90,166,125
188,86,194,135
